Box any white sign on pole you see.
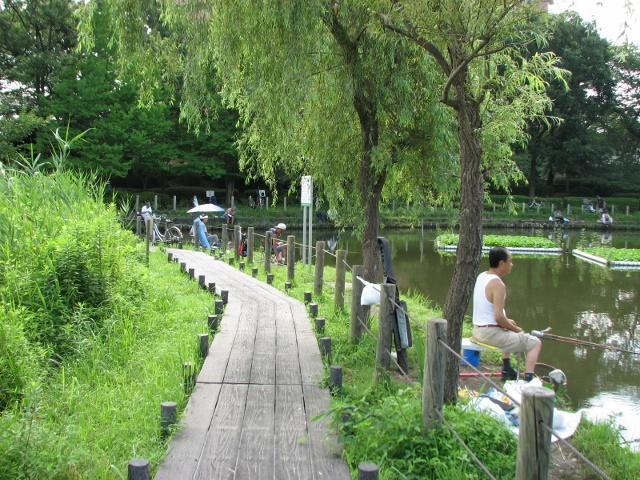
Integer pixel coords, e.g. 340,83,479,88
205,190,215,198
301,176,313,206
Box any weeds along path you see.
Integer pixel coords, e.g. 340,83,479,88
157,250,350,480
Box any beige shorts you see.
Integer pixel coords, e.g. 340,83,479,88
472,326,540,354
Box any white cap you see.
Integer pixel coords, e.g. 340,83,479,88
276,223,287,230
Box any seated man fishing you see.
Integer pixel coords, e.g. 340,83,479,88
472,247,542,381
193,214,219,250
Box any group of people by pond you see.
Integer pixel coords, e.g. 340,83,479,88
545,195,614,228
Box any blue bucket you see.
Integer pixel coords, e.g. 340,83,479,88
462,348,481,367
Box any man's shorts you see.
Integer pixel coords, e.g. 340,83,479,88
472,326,540,354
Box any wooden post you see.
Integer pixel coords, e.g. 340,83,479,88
309,303,318,318
537,204,541,214
611,204,615,215
251,267,258,278
154,194,158,211
215,300,224,314
516,386,555,480
198,275,206,289
334,250,346,310
350,265,365,342
492,204,496,213
208,282,216,295
199,333,209,358
314,318,325,334
221,290,229,305
264,231,272,273
626,205,630,216
266,273,274,285
358,463,379,480
287,235,295,281
522,202,525,213
239,261,245,271
567,204,571,215
180,262,186,273
285,281,292,291
128,459,150,480
172,195,177,211
319,337,331,362
329,365,343,392
208,315,219,332
247,227,254,264
221,225,228,254
135,194,140,212
228,257,234,266
314,241,325,296
374,284,396,382
284,196,287,210
183,362,194,392
167,252,173,262
145,218,153,267
188,268,195,280
423,319,447,431
160,401,177,436
234,225,241,260
304,291,312,304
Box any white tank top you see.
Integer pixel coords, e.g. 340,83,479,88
473,272,501,326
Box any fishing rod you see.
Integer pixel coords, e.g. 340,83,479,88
531,329,640,356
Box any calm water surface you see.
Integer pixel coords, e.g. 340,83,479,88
303,228,640,444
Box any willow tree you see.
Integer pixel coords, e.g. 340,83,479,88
381,0,566,402
80,0,456,289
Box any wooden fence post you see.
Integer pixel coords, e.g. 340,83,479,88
135,194,140,212
287,235,295,281
234,225,241,260
247,227,254,263
221,225,228,254
567,204,571,215
611,204,615,215
334,250,347,310
154,194,158,211
516,386,554,480
358,463,379,480
128,459,150,480
160,401,177,436
145,218,152,267
374,284,396,383
314,241,325,296
626,205,630,216
172,195,176,211
350,265,365,342
422,319,447,431
264,231,272,273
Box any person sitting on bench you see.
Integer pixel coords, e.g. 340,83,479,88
472,247,542,381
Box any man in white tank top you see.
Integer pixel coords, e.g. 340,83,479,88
472,247,541,381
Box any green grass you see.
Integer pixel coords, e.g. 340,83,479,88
436,233,558,249
582,247,640,262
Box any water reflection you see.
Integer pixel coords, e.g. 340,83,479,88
306,228,640,434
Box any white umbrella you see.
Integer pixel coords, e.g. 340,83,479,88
187,203,225,213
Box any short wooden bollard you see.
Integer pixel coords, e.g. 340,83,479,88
314,240,325,296
198,275,206,289
319,337,331,362
228,257,234,266
173,257,178,263
266,273,274,285
358,463,379,480
284,280,292,291
199,333,209,358
160,401,177,436
287,235,295,281
251,267,258,278
334,249,347,310
221,289,229,305
215,299,224,314
329,365,343,392
188,268,195,279
221,225,228,253
264,230,272,273
239,261,245,271
247,226,254,264
309,302,318,318
178,241,183,249
350,265,366,342
183,362,194,392
626,205,630,216
180,262,186,273
234,225,241,261
167,252,173,262
208,314,219,332
423,319,447,431
128,458,150,480
314,317,325,334
208,282,216,295
516,386,554,480
304,291,312,304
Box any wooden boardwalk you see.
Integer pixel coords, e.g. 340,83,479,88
156,250,351,480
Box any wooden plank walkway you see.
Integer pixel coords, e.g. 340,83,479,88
156,250,351,480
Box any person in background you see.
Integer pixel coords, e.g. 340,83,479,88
472,247,542,382
269,223,287,264
140,201,154,240
224,207,236,226
600,209,613,228
193,214,219,250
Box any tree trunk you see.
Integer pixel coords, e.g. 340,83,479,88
528,154,537,199
442,85,484,404
225,176,234,207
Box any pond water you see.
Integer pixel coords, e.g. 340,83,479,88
301,227,640,445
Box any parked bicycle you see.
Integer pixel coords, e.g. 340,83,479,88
151,215,183,244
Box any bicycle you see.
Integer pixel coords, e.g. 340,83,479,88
151,215,183,244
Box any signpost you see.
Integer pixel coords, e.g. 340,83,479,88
301,176,313,265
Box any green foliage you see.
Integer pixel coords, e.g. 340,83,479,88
573,420,640,480
436,233,557,249
583,247,640,262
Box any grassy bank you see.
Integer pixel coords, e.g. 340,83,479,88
582,247,640,262
436,233,558,249
0,169,213,479
235,249,639,479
